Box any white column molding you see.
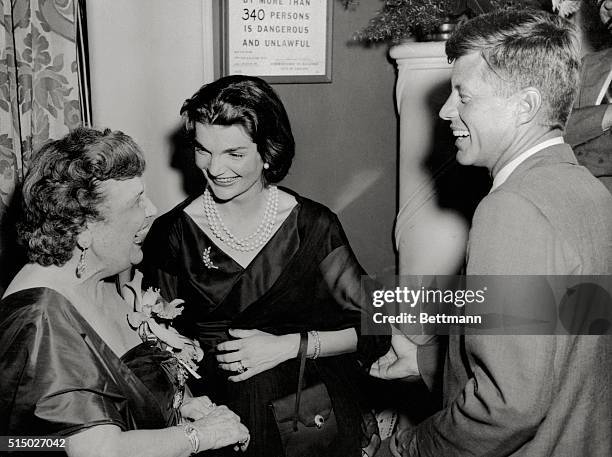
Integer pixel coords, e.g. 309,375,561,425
392,42,469,276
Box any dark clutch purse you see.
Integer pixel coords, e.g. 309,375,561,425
269,333,338,457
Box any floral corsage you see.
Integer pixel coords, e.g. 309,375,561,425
122,270,204,381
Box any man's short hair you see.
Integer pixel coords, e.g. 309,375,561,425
446,9,581,130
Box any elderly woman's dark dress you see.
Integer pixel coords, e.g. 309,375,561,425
141,191,388,457
0,288,182,441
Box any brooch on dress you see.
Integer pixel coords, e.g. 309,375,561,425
202,246,219,270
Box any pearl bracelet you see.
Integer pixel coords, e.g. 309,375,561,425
183,423,200,455
308,330,321,359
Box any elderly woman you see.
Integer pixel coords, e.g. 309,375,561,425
0,127,249,457
140,75,389,456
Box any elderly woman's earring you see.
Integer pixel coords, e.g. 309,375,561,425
263,162,270,170
76,247,88,278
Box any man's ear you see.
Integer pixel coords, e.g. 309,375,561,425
515,87,542,125
76,228,93,251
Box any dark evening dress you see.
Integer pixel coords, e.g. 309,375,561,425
140,191,390,457
0,288,183,456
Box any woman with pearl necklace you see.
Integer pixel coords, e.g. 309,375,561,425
140,75,390,457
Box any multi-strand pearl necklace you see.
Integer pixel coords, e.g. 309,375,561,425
202,186,279,252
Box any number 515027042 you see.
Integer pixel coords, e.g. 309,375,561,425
6,437,66,450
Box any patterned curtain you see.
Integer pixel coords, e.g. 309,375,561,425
0,0,89,292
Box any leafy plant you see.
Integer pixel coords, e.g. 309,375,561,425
341,0,552,43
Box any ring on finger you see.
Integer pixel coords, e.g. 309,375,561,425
238,435,250,446
237,361,248,374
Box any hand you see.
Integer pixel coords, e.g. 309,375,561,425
216,329,299,382
369,335,420,380
191,405,250,452
180,396,216,421
600,0,612,27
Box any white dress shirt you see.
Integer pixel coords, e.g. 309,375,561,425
490,137,565,193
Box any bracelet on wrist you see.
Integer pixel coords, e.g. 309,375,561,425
183,423,200,455
308,330,321,359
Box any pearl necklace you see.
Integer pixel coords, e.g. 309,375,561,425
202,186,279,252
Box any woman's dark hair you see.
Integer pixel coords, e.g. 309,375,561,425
18,127,145,267
180,75,295,183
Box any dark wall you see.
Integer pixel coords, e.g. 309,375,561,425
272,3,398,276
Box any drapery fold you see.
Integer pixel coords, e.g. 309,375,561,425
0,0,89,292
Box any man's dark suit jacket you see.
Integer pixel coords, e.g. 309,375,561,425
566,47,612,190
402,144,612,456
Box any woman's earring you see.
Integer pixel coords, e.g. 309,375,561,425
76,247,88,278
263,162,270,170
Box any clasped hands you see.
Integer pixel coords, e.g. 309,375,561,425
216,329,298,381
181,396,250,452
214,329,421,382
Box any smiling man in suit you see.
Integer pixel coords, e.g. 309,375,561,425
370,9,612,457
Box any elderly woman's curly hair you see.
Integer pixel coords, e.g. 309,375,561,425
18,127,145,267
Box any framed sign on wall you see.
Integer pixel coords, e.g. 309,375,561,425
220,0,333,83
